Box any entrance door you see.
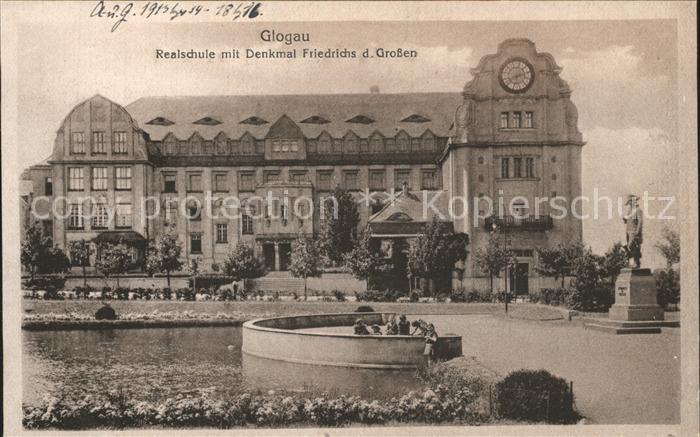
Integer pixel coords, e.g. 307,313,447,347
263,243,275,271
509,263,529,295
278,243,291,271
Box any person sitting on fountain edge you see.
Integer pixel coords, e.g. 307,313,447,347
411,319,428,336
370,324,383,335
385,318,399,335
398,315,411,335
353,319,370,335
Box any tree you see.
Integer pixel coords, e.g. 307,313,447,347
146,227,184,289
655,227,680,267
95,242,132,288
222,244,266,284
317,186,360,266
535,242,584,288
655,227,680,307
344,229,382,291
21,223,53,281
406,217,469,295
289,235,322,300
68,239,93,288
600,242,628,283
475,234,516,293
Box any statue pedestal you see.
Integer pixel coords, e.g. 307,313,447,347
609,268,664,321
583,268,678,334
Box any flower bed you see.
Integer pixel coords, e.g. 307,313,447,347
23,363,490,429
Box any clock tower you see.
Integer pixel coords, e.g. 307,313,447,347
443,38,585,294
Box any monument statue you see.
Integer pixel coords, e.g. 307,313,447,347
623,194,643,268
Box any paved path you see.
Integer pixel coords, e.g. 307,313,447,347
423,314,680,424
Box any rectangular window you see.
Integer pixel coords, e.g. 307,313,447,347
216,223,228,243
45,177,53,196
115,203,132,228
264,171,280,183
68,167,84,191
92,132,106,154
421,170,437,190
513,157,523,178
113,132,128,153
163,173,177,193
343,171,359,191
511,112,521,129
68,203,83,229
239,172,255,192
164,201,178,223
71,132,85,154
525,157,535,178
394,170,411,190
500,113,509,129
190,233,202,253
92,204,109,229
241,215,254,235
369,170,385,191
524,112,534,128
290,171,307,183
115,167,132,190
188,173,202,192
92,167,108,191
318,171,333,191
501,158,510,178
214,173,228,192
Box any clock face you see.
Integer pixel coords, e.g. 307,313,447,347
499,58,535,93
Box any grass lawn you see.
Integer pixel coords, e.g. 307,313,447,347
22,300,572,322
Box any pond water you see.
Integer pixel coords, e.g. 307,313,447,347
22,326,423,407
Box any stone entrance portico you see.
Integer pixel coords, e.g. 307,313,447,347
257,237,295,271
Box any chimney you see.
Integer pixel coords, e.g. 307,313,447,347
402,181,409,196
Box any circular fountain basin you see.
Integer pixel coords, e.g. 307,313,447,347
242,312,462,369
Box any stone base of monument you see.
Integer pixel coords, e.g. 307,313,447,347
583,268,679,334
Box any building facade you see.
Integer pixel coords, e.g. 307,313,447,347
21,39,584,294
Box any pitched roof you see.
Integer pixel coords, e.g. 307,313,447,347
125,93,461,142
369,190,452,224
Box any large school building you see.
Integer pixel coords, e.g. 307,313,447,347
21,39,584,294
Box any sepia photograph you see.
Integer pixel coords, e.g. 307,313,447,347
2,1,698,435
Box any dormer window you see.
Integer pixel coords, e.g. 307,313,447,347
240,116,268,125
301,115,330,124
346,115,375,124
401,114,431,123
146,117,175,126
193,117,222,126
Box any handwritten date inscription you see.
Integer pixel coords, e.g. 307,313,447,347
91,1,262,32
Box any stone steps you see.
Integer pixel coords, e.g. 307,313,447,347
582,317,679,334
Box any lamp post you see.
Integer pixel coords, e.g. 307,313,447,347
491,221,509,314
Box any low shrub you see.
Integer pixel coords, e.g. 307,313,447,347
332,290,347,302
22,276,67,292
355,305,375,313
355,289,400,302
495,369,579,424
565,284,613,311
188,274,234,291
465,288,492,303
530,288,569,306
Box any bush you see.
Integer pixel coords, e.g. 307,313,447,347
530,288,569,306
188,274,234,291
495,369,579,424
332,290,346,302
95,304,118,320
355,289,399,302
355,305,375,312
655,268,680,307
22,276,67,291
465,288,492,303
565,284,613,311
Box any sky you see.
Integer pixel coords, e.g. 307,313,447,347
11,17,679,267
